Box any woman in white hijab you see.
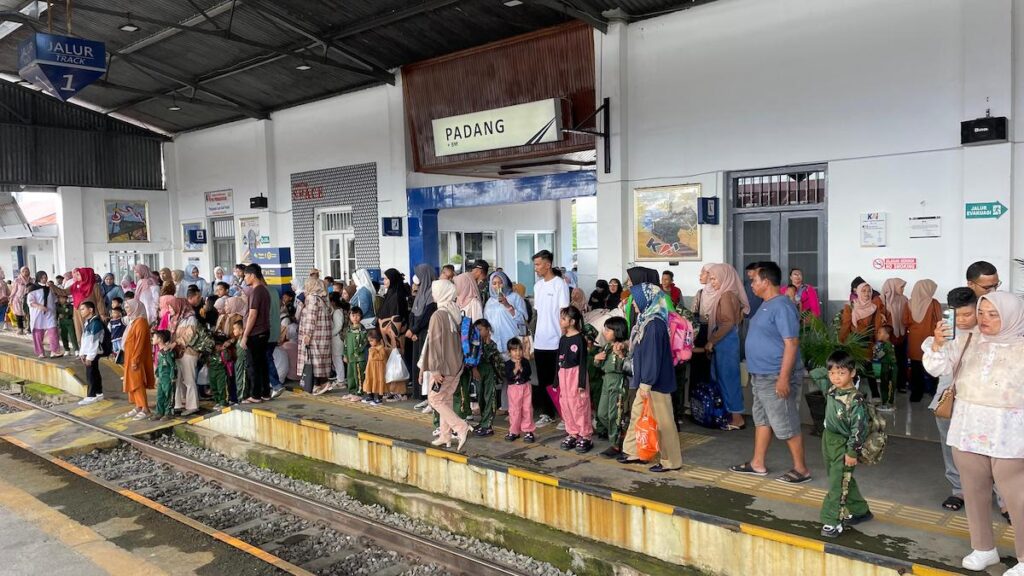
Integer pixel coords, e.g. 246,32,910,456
351,269,377,326
421,279,470,451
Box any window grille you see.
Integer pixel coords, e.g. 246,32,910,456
733,169,826,208
212,218,234,238
320,211,353,231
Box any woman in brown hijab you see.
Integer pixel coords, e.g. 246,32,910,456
903,279,941,402
880,278,909,393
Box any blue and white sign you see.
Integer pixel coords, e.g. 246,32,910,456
186,228,208,245
18,33,106,101
382,217,403,237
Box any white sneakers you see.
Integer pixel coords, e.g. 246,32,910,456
1005,560,1024,576
962,549,1000,571
77,394,104,406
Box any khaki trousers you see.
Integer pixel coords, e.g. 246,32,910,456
622,387,683,469
952,448,1024,558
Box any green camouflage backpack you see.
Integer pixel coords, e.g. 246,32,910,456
188,322,215,356
858,401,888,465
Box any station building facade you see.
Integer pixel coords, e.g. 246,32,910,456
25,0,1024,308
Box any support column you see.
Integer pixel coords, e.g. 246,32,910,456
56,186,85,272
595,18,631,282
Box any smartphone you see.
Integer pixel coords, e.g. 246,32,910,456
943,308,956,341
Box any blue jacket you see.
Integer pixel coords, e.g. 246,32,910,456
631,317,676,394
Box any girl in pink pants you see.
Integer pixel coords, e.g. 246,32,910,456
558,306,593,454
504,338,535,443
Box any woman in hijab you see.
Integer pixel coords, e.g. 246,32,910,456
378,269,410,325
704,264,750,430
564,270,588,313
408,264,438,407
121,299,154,420
624,267,662,329
423,279,471,452
839,277,888,345
903,279,941,403
351,269,377,325
70,267,105,343
120,273,136,293
169,297,200,415
159,267,174,291
618,283,683,472
11,266,32,335
927,292,1024,573
172,269,188,298
298,277,334,395
881,278,909,393
454,272,483,322
689,264,718,386
0,267,10,331
134,264,159,324
100,273,125,309
606,278,623,310
188,266,210,298
485,271,528,356
588,280,610,311
27,271,61,358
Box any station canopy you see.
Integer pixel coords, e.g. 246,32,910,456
0,0,712,135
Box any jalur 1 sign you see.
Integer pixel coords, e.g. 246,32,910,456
18,33,106,101
432,99,563,157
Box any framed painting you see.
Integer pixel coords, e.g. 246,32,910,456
105,200,150,243
182,222,202,251
633,184,701,261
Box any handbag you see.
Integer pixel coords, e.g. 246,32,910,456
934,333,972,420
301,346,315,393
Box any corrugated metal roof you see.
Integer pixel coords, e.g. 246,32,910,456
0,0,712,134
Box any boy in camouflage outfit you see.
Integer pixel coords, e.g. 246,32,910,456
342,307,369,401
152,330,177,420
472,319,505,437
819,351,873,538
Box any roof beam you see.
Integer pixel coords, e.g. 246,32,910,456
71,2,393,81
91,79,255,117
184,0,224,30
525,0,608,33
115,0,238,55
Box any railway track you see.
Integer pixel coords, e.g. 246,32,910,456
0,392,534,576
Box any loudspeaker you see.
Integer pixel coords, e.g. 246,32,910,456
961,117,1007,146
249,195,268,209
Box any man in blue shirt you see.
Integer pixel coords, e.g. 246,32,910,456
730,261,811,484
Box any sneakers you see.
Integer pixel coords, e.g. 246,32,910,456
535,414,554,427
362,396,374,404
181,408,198,417
523,433,536,443
77,394,103,406
504,433,519,442
465,414,476,422
370,398,383,406
962,549,1000,571
432,428,441,437
413,400,429,410
49,352,65,359
846,512,874,525
575,438,593,454
560,436,578,451
820,524,844,538
421,405,434,414
212,404,225,411
123,408,140,418
876,404,895,413
1005,561,1024,576
271,387,285,399
556,421,566,431
474,427,494,437
132,411,150,420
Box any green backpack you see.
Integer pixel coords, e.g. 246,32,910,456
188,322,215,356
858,401,888,465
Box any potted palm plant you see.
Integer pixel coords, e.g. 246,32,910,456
799,311,871,435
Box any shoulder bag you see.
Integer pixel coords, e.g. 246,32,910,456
933,333,972,420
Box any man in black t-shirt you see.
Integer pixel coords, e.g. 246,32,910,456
241,263,273,403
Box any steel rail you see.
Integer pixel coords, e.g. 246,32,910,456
0,392,528,576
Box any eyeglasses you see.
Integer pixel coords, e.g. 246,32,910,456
972,280,1002,292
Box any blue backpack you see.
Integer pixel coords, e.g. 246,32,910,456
690,380,728,429
460,314,482,368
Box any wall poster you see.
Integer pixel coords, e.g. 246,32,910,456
860,212,887,247
633,184,701,261
205,190,233,217
105,200,150,243
239,216,261,264
182,222,203,252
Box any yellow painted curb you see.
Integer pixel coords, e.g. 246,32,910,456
300,419,331,431
509,467,559,487
912,564,964,576
187,416,205,425
610,492,676,515
425,448,468,464
251,408,277,419
739,523,825,552
358,432,393,446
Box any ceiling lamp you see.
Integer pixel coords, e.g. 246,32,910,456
168,96,181,111
119,22,140,32
504,1,524,6
295,63,312,71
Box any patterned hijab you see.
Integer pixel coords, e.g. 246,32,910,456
630,283,669,346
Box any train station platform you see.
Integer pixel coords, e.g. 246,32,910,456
0,333,1015,576
0,435,290,576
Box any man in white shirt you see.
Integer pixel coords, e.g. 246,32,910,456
531,250,569,427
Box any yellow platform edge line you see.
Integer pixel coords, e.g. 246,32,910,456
912,564,964,576
358,432,393,446
508,467,559,487
610,492,676,515
251,408,278,419
425,447,468,464
739,523,825,552
300,419,331,431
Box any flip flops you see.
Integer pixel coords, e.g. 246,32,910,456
729,462,768,476
942,496,964,511
776,469,813,484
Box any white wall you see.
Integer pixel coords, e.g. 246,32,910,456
0,238,56,277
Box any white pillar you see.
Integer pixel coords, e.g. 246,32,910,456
595,19,631,282
56,186,85,271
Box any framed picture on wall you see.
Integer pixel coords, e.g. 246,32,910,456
105,200,150,243
633,184,701,261
182,222,203,252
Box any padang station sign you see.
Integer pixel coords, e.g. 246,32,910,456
431,99,563,157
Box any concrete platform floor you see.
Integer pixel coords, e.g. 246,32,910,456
231,389,1018,575
0,437,287,576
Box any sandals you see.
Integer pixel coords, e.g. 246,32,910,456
942,496,965,512
776,469,813,484
650,464,681,473
729,462,768,476
721,422,747,431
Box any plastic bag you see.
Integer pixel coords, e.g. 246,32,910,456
386,348,410,383
636,396,660,461
421,370,432,395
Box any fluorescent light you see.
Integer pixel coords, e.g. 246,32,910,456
0,1,49,41
119,23,140,32
504,0,524,6
295,63,312,71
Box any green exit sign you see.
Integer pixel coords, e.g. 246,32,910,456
965,201,1007,219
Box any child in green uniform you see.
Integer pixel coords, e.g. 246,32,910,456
208,332,230,409
56,293,78,353
342,307,369,401
819,351,873,538
873,327,897,412
595,317,629,458
231,318,250,402
472,319,504,437
152,330,177,420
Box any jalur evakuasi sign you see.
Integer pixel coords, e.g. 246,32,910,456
431,99,563,157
